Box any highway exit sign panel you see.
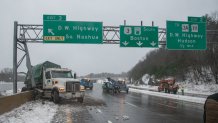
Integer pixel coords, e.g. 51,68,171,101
188,16,206,23
43,21,103,44
120,26,158,47
166,21,206,50
43,15,66,21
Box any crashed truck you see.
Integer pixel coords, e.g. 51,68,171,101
158,77,179,94
22,61,85,103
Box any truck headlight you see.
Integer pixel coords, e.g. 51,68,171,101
80,85,85,91
58,87,65,92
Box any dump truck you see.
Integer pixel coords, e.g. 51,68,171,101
158,77,179,94
22,61,85,103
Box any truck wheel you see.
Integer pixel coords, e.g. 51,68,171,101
78,97,84,103
53,91,60,104
90,87,93,90
21,87,28,92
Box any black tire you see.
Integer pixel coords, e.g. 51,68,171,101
78,97,84,103
90,87,93,90
21,87,28,92
53,91,60,104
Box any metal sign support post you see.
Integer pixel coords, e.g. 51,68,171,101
13,21,18,94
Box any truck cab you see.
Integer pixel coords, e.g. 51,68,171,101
43,68,85,103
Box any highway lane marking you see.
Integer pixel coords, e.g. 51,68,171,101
97,108,102,113
156,102,177,109
66,108,73,123
125,102,139,108
108,120,113,123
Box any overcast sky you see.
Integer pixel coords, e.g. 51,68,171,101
0,0,218,76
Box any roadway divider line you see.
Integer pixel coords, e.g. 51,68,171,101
125,102,138,108
66,108,73,123
156,102,177,109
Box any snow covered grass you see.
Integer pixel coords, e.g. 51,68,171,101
0,100,58,123
129,88,206,104
0,89,22,96
181,82,218,95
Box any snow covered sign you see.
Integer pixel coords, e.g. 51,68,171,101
43,21,103,44
166,21,206,50
120,26,158,48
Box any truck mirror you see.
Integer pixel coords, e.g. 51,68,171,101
74,73,77,79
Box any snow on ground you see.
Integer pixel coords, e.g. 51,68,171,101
128,82,218,96
0,89,22,96
129,88,206,104
0,100,58,123
182,82,218,95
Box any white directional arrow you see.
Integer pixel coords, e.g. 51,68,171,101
150,41,156,47
122,41,129,46
48,29,55,35
136,41,143,46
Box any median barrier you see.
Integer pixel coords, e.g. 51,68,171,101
0,91,33,115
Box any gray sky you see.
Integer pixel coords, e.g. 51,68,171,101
0,0,218,76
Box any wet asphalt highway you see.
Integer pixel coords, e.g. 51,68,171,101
52,83,204,123
85,83,204,123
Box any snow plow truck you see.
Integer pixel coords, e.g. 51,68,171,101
22,61,85,103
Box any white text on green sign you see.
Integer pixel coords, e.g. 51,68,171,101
43,21,103,44
43,15,66,21
188,16,206,23
167,21,206,50
120,26,158,47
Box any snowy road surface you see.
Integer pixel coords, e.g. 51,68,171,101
0,83,205,123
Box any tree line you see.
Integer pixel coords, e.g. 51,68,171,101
128,12,218,84
0,68,25,82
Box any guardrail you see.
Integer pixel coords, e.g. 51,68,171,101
0,91,33,115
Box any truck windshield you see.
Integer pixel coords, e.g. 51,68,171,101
51,71,73,78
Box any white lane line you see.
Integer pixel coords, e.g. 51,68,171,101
108,120,113,123
125,102,138,108
156,102,177,109
97,108,102,113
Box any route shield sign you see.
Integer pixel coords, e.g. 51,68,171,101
43,21,103,44
120,26,158,47
43,15,66,21
166,21,206,50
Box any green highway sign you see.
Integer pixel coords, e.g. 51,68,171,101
43,15,66,21
120,26,158,47
188,16,206,22
166,21,206,50
43,21,103,44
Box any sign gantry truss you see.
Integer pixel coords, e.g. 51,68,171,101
17,24,168,44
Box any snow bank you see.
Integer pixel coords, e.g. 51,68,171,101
0,89,22,96
0,100,58,123
129,88,206,104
